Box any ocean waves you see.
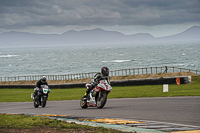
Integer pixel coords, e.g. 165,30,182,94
0,42,200,77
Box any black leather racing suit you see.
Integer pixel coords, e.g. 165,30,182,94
84,72,110,97
34,80,48,96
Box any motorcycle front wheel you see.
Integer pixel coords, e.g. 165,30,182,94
41,97,47,108
96,91,107,109
80,98,87,109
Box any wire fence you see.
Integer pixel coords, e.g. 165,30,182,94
0,66,200,82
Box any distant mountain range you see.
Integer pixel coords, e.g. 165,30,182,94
0,26,200,47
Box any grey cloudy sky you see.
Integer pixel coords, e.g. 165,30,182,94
0,0,200,37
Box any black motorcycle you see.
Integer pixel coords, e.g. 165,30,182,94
31,85,50,108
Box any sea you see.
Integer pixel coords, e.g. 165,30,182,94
0,42,200,77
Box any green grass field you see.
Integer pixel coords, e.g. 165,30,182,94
0,114,126,133
0,76,199,102
0,76,199,132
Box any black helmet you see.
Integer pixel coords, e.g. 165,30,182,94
41,76,46,83
101,66,109,76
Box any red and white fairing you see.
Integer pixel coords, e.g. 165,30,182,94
87,80,112,107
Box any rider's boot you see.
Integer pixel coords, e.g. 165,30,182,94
33,90,39,100
82,89,89,100
33,91,36,97
82,84,95,99
33,87,39,97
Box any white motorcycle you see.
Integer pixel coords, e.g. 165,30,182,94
80,79,112,109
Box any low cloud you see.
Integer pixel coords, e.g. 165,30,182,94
0,0,200,33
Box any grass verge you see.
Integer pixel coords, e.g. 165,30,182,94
0,114,127,133
0,76,199,102
0,76,199,132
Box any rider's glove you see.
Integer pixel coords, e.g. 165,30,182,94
92,82,98,87
86,86,90,90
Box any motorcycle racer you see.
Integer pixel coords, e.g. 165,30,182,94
82,66,110,99
33,76,48,97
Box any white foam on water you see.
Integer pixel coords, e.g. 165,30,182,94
102,60,131,63
0,55,19,58
112,60,131,62
174,64,185,66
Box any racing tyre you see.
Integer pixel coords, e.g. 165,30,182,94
41,97,47,108
80,98,87,109
97,91,107,109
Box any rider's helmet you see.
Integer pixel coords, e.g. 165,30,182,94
41,76,46,83
101,66,109,76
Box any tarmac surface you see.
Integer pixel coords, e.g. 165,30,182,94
1,96,200,132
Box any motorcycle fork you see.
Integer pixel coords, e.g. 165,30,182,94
97,91,102,101
89,92,93,99
38,96,42,105
99,91,101,97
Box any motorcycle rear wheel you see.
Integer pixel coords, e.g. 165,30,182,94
80,98,87,109
96,91,107,108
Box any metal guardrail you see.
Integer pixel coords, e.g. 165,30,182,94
0,66,200,82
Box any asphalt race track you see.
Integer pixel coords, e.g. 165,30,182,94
0,96,200,127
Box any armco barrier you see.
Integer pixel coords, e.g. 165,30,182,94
0,76,190,89
110,77,188,86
